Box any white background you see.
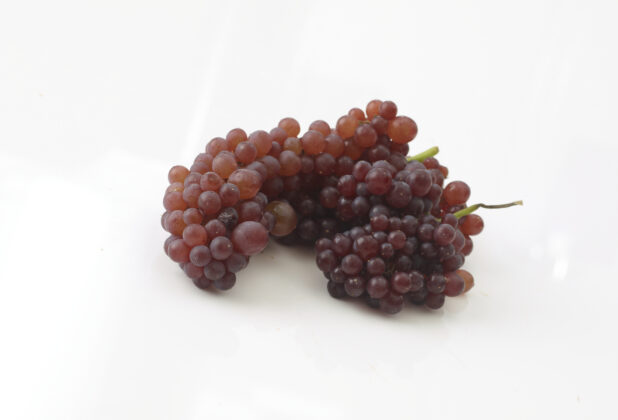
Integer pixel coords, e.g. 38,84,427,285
1,1,617,419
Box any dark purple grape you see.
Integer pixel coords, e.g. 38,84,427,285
214,272,236,290
379,292,404,314
425,293,445,309
427,273,446,294
366,257,386,275
204,261,226,281
341,254,363,275
327,281,347,299
367,276,389,299
317,250,337,272
344,276,366,297
225,253,248,273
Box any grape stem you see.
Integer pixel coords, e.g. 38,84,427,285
406,146,439,162
453,201,524,219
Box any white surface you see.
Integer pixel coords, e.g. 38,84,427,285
1,1,617,419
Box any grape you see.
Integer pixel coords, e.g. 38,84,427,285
235,142,257,164
335,156,354,177
226,128,247,150
163,234,177,255
367,144,390,162
336,115,358,139
166,182,184,193
239,201,263,222
248,130,273,157
228,169,262,200
327,281,346,299
387,116,418,144
366,257,386,275
442,213,458,227
443,181,471,206
260,211,276,231
378,101,397,120
425,293,445,310
215,272,236,290
219,183,240,207
444,272,465,297
261,177,284,199
226,253,248,273
217,207,239,230
354,235,379,259
344,276,365,297
206,137,229,156
268,141,281,158
265,200,297,237
341,254,363,275
283,137,302,155
385,181,411,208
367,276,389,299
458,269,474,293
353,124,377,148
183,172,202,187
190,245,212,267
168,239,190,263
270,127,288,145
192,276,212,290
442,254,464,272
168,165,189,183
309,120,331,136
405,170,432,196
315,153,336,176
332,234,351,256
316,250,337,272
392,272,412,294
183,224,208,247
379,291,403,314
379,242,395,259
163,191,187,211
231,221,269,256
324,133,345,157
460,214,484,235
200,172,223,192
182,184,202,208
388,230,406,249
365,168,392,195
316,238,333,253
204,261,226,281
433,224,456,245
210,236,234,260
366,99,382,120
212,151,238,178
301,130,326,155
344,139,363,160
297,219,320,242
348,107,366,121
183,263,204,280
279,150,302,176
461,236,473,256
300,156,315,174
165,210,186,236
205,219,226,239
337,174,356,198
278,117,301,137
371,116,388,136
198,191,221,215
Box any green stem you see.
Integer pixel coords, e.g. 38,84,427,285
453,200,524,219
407,146,439,162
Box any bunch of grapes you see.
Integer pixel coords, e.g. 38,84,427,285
161,99,520,314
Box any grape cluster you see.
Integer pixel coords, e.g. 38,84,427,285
314,158,478,313
162,99,492,314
